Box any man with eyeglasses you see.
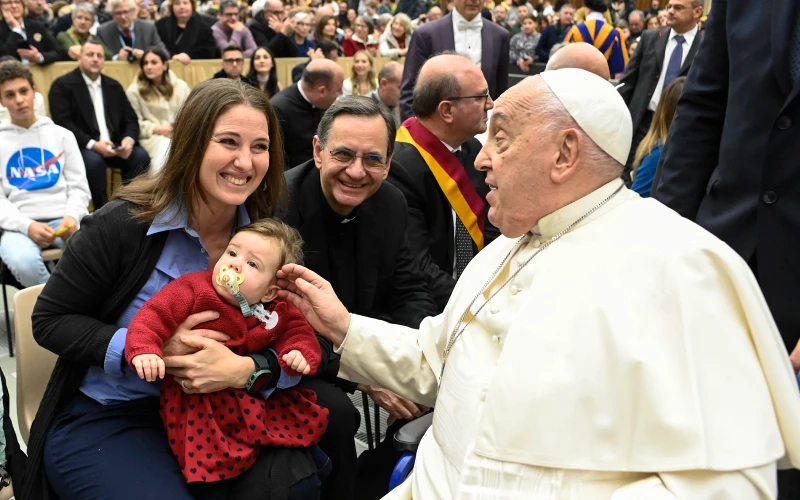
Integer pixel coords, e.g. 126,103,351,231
212,43,255,86
270,58,344,170
388,53,500,312
96,0,166,61
211,0,257,58
247,0,300,58
279,95,437,500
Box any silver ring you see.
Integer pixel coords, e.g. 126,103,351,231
181,380,188,391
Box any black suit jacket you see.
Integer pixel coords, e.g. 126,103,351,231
156,14,217,59
0,17,65,64
399,13,510,120
270,84,321,169
652,0,800,352
617,26,701,134
48,68,140,149
280,161,438,385
247,15,300,58
388,138,499,311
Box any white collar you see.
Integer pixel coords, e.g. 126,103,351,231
81,71,101,87
297,81,313,107
452,8,482,29
532,178,624,238
670,24,698,42
586,11,605,21
439,139,461,153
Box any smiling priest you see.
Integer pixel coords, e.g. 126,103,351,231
276,68,800,499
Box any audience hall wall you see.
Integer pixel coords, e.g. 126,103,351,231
30,57,401,115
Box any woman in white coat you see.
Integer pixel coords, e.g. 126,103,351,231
378,13,412,59
125,47,191,172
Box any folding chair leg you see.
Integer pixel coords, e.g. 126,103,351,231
1,264,12,357
374,401,381,446
362,391,374,450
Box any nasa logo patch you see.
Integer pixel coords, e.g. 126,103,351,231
6,148,63,192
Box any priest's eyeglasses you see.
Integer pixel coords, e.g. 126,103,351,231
328,148,387,172
443,89,491,104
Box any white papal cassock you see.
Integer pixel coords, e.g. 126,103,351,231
335,179,800,499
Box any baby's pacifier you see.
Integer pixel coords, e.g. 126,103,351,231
216,265,245,294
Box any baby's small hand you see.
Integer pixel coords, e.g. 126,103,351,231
132,354,165,382
283,350,311,375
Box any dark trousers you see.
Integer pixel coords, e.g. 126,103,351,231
354,419,408,499
298,378,360,500
81,146,150,209
43,393,325,500
624,109,654,186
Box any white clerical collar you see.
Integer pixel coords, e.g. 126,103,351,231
297,81,313,106
586,11,605,21
671,24,698,43
452,8,482,30
532,178,625,238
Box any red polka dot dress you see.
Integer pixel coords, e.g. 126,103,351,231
125,271,330,483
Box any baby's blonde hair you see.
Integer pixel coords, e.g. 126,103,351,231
237,219,304,267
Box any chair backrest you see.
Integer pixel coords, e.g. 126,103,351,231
13,284,57,445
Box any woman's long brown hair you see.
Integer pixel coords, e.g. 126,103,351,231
114,78,286,226
633,76,685,173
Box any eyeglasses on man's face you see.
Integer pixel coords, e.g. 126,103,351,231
223,57,244,64
328,148,387,172
112,8,134,16
221,10,239,17
443,89,491,105
0,0,23,6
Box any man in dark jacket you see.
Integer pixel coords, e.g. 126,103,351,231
271,59,343,169
247,0,299,58
280,96,437,500
535,2,574,62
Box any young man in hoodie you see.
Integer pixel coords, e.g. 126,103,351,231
0,60,91,287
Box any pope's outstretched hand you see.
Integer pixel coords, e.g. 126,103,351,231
276,264,351,346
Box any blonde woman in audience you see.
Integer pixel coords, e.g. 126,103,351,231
378,12,411,58
56,3,112,60
126,47,191,172
341,49,377,96
632,77,685,197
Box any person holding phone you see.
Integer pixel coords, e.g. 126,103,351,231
0,0,65,64
96,0,168,62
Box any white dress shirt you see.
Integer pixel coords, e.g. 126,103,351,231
452,9,482,67
648,25,698,111
82,72,111,149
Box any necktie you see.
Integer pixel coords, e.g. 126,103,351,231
453,150,474,279
663,34,685,90
790,7,800,83
123,28,132,46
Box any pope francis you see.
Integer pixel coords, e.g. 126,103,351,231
277,69,800,499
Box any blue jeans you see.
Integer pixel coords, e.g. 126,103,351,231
0,219,65,288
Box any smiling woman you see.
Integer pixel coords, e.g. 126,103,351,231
24,79,329,500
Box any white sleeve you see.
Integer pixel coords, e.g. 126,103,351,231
61,131,91,225
610,463,777,500
0,186,34,234
336,313,442,408
35,92,47,118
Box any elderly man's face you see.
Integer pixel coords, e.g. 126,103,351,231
313,114,391,216
493,5,506,21
428,6,442,20
475,86,554,238
111,0,135,29
629,13,643,33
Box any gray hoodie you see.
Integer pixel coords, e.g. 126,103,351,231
0,117,91,234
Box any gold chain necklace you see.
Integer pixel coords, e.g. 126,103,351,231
439,184,624,385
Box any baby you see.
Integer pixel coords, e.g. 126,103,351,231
124,219,329,484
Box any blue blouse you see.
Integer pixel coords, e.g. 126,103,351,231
631,143,662,198
79,204,298,405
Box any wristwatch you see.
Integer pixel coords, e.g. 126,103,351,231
244,353,273,394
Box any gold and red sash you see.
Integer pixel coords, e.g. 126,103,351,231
396,117,486,250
